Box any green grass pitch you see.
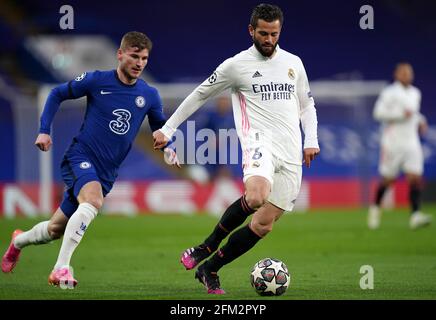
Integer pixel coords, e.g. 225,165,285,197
1,207,435,300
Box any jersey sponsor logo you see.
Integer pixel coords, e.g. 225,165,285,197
109,109,131,135
252,82,295,101
252,161,260,168
100,90,112,95
75,72,87,81
135,96,145,108
288,68,295,80
208,71,217,84
252,71,263,78
79,162,91,169
252,82,295,93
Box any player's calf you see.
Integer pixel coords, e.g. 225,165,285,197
250,220,273,238
48,222,66,240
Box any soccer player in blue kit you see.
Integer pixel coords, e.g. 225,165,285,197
1,31,180,288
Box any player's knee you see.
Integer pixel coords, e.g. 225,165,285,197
79,194,103,210
85,197,103,210
78,182,104,210
407,175,422,188
381,178,394,188
245,193,267,210
251,221,273,237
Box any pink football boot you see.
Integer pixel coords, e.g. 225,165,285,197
180,245,212,270
1,229,24,273
48,267,78,289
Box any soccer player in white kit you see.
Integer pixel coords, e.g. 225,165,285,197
368,63,432,230
153,4,319,294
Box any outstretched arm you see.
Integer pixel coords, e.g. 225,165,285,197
153,58,235,149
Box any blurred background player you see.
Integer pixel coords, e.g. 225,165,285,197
368,62,432,230
153,4,319,294
1,31,179,287
200,96,237,181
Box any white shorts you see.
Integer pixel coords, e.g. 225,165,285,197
379,144,424,178
242,145,302,211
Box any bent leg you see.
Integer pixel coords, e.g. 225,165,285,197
202,175,272,247
14,207,68,249
2,207,68,273
406,173,432,229
204,202,284,273
205,175,271,249
368,177,394,229
374,177,395,206
183,176,270,270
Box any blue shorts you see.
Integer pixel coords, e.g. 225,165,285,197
59,148,113,218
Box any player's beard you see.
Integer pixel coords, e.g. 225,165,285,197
253,37,278,57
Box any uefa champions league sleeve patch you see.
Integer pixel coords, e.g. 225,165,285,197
208,71,217,84
75,72,87,81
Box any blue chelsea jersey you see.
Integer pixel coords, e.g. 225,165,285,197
40,70,167,182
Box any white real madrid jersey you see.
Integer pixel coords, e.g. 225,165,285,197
373,81,423,149
161,45,319,165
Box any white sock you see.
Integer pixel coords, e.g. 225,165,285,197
54,203,98,270
14,221,52,249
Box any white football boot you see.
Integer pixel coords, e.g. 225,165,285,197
409,212,432,230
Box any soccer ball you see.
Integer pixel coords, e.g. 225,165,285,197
250,258,291,296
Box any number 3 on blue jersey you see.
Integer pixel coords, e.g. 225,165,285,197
109,109,131,135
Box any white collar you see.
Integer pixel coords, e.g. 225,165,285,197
394,81,412,90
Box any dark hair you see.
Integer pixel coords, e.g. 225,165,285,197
250,3,283,28
395,61,412,71
120,31,153,52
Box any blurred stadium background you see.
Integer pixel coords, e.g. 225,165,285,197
1,0,436,300
0,0,435,217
